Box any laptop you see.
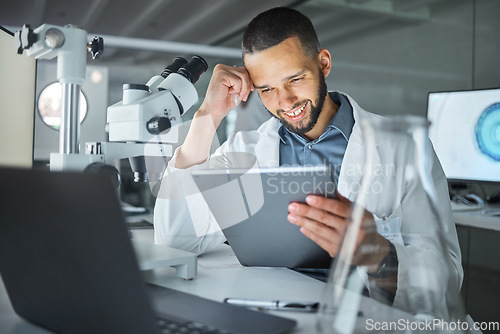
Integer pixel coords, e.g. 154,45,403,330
191,166,335,269
0,167,296,334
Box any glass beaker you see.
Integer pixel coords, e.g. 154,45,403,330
317,115,466,334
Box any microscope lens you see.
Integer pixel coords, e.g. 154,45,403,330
160,57,188,78
178,55,208,84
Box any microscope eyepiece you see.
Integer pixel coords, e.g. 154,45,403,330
177,55,208,84
160,57,188,78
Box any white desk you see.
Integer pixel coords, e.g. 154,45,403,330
134,230,329,333
0,229,415,334
454,205,500,232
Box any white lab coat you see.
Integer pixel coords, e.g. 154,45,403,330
154,93,463,317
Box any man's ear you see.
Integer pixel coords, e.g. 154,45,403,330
318,49,332,78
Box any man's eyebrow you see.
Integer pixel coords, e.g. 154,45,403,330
253,70,307,90
283,70,307,82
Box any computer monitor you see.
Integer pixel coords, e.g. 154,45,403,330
427,88,500,184
0,26,36,168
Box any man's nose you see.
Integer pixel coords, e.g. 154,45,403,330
278,88,298,111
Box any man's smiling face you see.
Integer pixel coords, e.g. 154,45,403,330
244,37,329,139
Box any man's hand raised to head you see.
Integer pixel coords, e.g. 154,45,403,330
175,64,254,169
198,64,254,127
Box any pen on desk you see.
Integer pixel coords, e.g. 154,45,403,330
224,298,319,312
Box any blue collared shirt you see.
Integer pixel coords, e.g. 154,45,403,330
279,92,355,185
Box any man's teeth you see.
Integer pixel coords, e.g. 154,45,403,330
286,103,307,117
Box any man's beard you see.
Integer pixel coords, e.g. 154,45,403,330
266,68,328,136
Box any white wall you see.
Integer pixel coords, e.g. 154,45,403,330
0,29,36,168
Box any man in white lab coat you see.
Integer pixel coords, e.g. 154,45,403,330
154,7,462,317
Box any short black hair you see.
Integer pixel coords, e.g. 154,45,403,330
242,7,320,58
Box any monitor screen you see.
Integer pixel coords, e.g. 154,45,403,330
0,26,36,168
427,88,500,183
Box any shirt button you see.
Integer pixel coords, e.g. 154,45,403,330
308,144,314,150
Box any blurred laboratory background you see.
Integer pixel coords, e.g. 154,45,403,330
1,1,499,330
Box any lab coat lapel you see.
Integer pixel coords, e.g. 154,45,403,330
255,118,281,168
338,94,385,203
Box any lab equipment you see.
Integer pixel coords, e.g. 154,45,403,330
15,24,208,182
87,55,208,182
15,24,102,159
316,115,466,334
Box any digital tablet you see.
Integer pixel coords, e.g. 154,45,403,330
191,166,336,268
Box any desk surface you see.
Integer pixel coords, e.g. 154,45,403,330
454,204,500,232
0,239,324,333
131,230,329,333
0,230,414,334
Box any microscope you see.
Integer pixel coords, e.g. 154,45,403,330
87,55,208,183
15,24,208,183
